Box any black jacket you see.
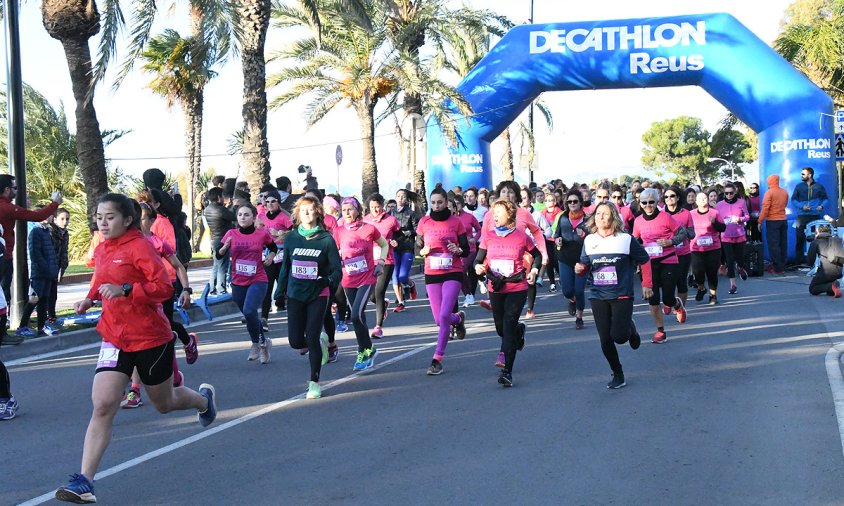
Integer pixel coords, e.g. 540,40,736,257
808,233,844,280
391,206,417,252
203,202,235,242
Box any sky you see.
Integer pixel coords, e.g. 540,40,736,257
2,0,796,196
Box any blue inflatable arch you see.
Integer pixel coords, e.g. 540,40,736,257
427,13,836,241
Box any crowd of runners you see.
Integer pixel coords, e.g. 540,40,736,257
0,166,824,503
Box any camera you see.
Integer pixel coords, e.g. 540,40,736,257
297,164,310,174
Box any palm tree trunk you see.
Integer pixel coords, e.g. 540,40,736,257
183,93,202,238
60,37,108,230
357,102,379,202
500,127,514,181
193,92,204,234
239,0,271,200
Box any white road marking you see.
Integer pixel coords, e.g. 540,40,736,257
17,341,434,506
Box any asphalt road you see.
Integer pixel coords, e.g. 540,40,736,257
5,272,844,505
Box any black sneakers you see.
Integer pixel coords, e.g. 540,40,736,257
709,295,718,305
607,372,626,389
516,322,526,351
454,311,466,340
498,370,513,387
629,320,641,350
695,289,706,302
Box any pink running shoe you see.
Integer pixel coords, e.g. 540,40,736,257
184,333,199,364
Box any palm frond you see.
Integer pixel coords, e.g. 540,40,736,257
114,0,158,88
91,0,126,89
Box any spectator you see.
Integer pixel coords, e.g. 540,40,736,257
806,224,844,297
791,166,828,266
15,206,59,338
203,187,235,295
194,176,225,252
758,174,788,275
48,208,70,329
0,174,62,307
747,182,762,242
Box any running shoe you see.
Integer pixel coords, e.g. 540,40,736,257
709,295,719,305
629,320,641,350
43,323,59,336
495,352,505,368
525,309,536,319
336,321,349,333
479,300,492,311
393,303,406,313
517,322,526,351
261,318,269,332
549,283,557,293
607,372,626,389
688,274,696,287
427,359,443,375
409,281,417,300
197,383,217,427
454,311,466,340
738,266,748,281
498,370,513,387
833,280,842,298
674,299,687,324
353,351,367,371
568,299,576,316
478,280,488,294
320,332,329,366
652,330,667,344
695,289,706,302
328,344,339,363
463,294,475,307
259,335,272,364
728,285,737,295
362,347,377,369
371,325,383,339
306,381,321,400
536,277,544,287
331,303,337,315
48,317,64,329
241,317,247,324
662,303,672,315
575,317,584,330
55,473,96,504
299,347,310,356
247,343,260,361
122,390,142,409
14,327,35,339
0,396,18,420
184,333,199,364
718,264,728,276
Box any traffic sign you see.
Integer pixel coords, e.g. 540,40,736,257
836,110,844,133
335,145,343,166
836,134,844,161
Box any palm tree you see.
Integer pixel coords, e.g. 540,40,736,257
140,29,217,238
41,0,109,230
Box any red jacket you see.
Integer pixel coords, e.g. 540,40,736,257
86,228,173,352
0,197,58,253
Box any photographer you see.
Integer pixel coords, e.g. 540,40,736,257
807,224,844,297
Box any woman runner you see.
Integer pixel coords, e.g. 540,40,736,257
276,195,342,399
363,193,400,338
417,187,470,375
663,185,695,306
55,194,216,504
450,194,481,307
541,192,562,292
690,192,726,305
475,200,541,387
576,202,650,389
391,189,418,312
334,197,389,371
554,189,590,330
715,183,750,294
217,203,278,363
257,190,293,329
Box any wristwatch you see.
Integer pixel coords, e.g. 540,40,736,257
122,283,132,297
183,287,194,294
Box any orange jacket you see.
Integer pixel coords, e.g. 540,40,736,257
758,174,788,223
86,228,173,352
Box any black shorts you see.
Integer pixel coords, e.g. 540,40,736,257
95,339,174,386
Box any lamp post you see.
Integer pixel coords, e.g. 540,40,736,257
707,157,736,181
527,0,535,184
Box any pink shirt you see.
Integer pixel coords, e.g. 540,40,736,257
151,214,176,281
146,234,176,281
483,207,548,259
690,208,724,252
333,221,382,288
633,211,680,265
363,212,400,265
480,228,534,293
715,199,749,244
666,208,693,256
325,214,338,232
417,215,466,276
222,228,275,285
257,210,293,245
617,205,634,231
454,211,481,252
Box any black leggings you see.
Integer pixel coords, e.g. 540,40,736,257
463,250,479,296
162,281,190,347
589,297,634,375
335,284,350,323
370,264,394,327
489,290,527,372
721,242,746,278
344,285,373,352
323,290,336,345
527,284,537,311
646,260,678,308
692,249,721,291
0,358,10,398
262,261,282,319
544,240,557,285
287,296,328,382
810,272,841,295
675,254,691,295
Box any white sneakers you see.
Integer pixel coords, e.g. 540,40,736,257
463,294,475,307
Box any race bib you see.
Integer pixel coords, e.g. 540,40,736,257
273,250,284,264
97,341,120,369
644,243,664,258
593,266,618,286
235,259,258,276
489,258,515,277
697,235,713,247
292,259,318,280
344,255,368,274
429,253,453,270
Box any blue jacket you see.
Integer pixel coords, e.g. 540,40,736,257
28,224,58,280
580,232,649,300
791,180,828,216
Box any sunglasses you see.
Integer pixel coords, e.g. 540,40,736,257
596,195,609,200
724,192,734,196
566,200,581,204
750,186,758,189
612,195,624,199
264,198,279,203
664,194,677,199
641,200,657,205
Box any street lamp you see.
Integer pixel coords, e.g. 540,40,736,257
707,157,736,181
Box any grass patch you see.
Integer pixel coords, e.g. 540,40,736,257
64,263,94,276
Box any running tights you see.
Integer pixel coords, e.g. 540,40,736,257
335,284,350,323
287,296,328,382
323,291,336,345
462,250,479,296
692,249,721,291
162,282,191,347
589,297,634,375
393,250,414,287
544,240,557,286
262,261,282,320
721,242,746,279
489,290,527,372
371,264,394,327
232,282,268,343
646,260,678,308
426,280,462,359
344,285,374,352
527,283,537,311
0,358,10,398
675,254,691,295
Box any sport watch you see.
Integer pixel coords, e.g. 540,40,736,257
122,283,132,297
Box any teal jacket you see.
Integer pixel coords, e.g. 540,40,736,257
275,227,342,303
